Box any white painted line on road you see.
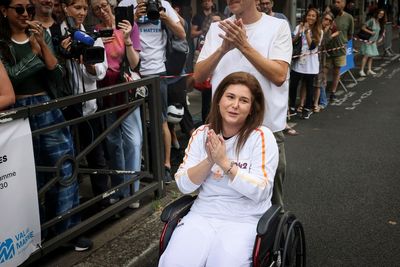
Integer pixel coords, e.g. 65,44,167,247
330,91,356,106
387,67,400,79
390,54,400,61
345,90,373,110
346,83,357,88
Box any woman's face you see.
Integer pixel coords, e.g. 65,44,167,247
64,0,88,27
91,0,112,22
306,10,318,26
1,0,34,31
378,11,385,19
322,15,333,27
219,84,252,129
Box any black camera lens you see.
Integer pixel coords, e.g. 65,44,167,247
146,0,160,20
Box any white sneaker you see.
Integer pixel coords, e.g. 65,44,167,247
109,198,119,204
359,70,366,77
367,70,377,75
129,201,140,209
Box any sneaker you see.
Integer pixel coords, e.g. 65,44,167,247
164,167,172,184
329,93,336,103
301,108,313,119
172,139,180,149
74,237,93,252
109,197,119,204
367,70,376,75
359,70,366,77
128,201,140,209
288,107,297,117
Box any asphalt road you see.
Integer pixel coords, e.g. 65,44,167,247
284,55,400,266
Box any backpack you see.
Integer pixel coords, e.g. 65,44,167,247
163,23,189,76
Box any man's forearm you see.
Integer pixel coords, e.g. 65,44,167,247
164,18,186,39
193,47,226,83
241,45,289,86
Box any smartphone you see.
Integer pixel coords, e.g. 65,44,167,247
115,6,134,29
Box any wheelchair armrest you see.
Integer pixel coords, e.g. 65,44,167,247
160,195,197,223
256,205,282,236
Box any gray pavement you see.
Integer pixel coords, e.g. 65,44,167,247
31,36,400,267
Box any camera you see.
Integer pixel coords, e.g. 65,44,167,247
61,17,113,64
146,0,161,20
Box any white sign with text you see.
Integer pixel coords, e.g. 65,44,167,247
0,119,41,267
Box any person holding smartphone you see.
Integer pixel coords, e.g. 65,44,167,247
91,0,142,208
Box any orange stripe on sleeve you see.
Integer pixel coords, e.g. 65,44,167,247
254,128,267,179
180,125,208,167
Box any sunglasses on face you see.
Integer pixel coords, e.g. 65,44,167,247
7,5,35,15
324,17,333,22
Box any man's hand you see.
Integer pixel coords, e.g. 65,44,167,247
218,18,247,54
134,1,146,21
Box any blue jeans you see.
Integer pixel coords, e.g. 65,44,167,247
106,108,142,199
319,85,328,108
14,95,79,234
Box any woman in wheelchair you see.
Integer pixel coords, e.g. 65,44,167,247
159,72,279,267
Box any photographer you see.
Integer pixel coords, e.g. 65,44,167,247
118,0,185,184
59,0,109,234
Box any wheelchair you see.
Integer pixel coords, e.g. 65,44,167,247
159,195,306,267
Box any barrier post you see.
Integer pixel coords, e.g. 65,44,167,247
339,40,357,92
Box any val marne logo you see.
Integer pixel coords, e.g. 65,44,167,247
0,228,34,264
0,238,15,264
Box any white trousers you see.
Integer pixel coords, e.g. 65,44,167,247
158,212,257,267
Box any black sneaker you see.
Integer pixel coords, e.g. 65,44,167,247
164,167,172,184
288,107,297,117
329,93,336,103
74,237,93,252
301,109,313,119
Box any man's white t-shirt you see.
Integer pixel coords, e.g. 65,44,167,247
198,14,292,132
291,25,323,75
118,0,179,75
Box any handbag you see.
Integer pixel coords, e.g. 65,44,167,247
163,23,189,76
119,60,148,101
357,27,372,40
292,37,302,59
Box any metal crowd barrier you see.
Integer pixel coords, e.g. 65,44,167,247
0,76,165,264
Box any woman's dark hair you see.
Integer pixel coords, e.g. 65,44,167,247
206,71,265,155
0,0,33,63
374,9,386,37
306,8,322,46
0,0,13,42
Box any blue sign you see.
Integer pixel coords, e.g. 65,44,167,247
340,40,355,75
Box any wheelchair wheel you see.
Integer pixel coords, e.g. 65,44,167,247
270,212,306,267
282,219,306,267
